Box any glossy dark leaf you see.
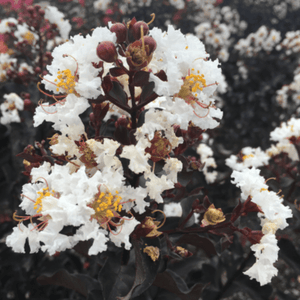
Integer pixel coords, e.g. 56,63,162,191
110,67,126,77
153,269,204,300
139,81,155,105
132,71,150,86
176,234,217,258
98,250,135,300
102,75,113,94
278,238,300,274
120,237,161,299
229,274,272,300
108,80,128,105
37,269,100,298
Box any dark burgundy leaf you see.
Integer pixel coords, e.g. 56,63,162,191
98,250,135,300
37,269,100,298
278,238,300,274
153,269,204,300
175,234,217,258
230,274,272,300
108,80,128,105
120,237,161,299
102,75,113,94
155,70,167,81
132,71,150,86
110,67,126,77
139,81,155,105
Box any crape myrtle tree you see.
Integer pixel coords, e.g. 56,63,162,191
0,1,300,300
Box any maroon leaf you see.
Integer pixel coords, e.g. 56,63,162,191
37,269,99,297
175,234,217,257
153,269,204,300
102,75,113,94
132,71,150,86
110,67,126,77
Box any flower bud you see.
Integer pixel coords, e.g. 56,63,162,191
23,99,32,111
110,23,127,44
27,6,34,13
96,41,118,63
34,67,41,74
132,21,149,40
143,36,156,55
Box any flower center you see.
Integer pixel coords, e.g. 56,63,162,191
8,102,16,110
34,187,55,213
90,190,123,225
23,31,35,45
242,154,254,160
54,69,76,94
177,69,206,102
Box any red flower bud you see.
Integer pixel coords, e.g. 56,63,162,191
96,41,118,63
132,21,149,40
143,36,156,55
110,23,127,44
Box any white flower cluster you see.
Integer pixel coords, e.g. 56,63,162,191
231,168,292,285
226,146,269,171
93,0,111,12
0,18,38,47
195,6,247,62
226,117,300,171
43,5,71,40
0,93,24,125
267,117,300,160
235,26,281,56
7,21,226,255
276,30,300,55
276,67,300,108
0,53,16,82
197,143,218,183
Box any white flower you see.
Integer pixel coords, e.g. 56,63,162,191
42,27,116,99
33,94,89,133
6,223,40,254
109,218,140,250
270,118,300,141
197,144,218,183
231,168,268,200
44,6,71,40
226,147,269,171
163,158,183,183
0,93,24,125
120,138,151,174
145,173,174,203
164,202,183,217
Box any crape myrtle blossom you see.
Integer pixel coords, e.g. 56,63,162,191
268,117,300,160
225,146,269,171
6,161,143,255
231,168,292,285
197,143,218,183
147,25,225,130
0,93,24,125
41,26,117,99
7,18,227,262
